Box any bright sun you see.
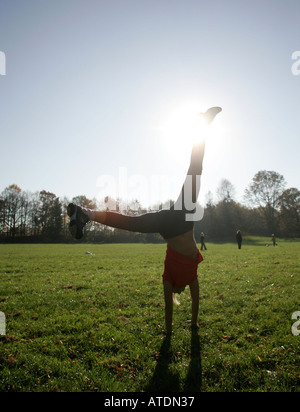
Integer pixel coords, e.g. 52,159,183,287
160,102,220,161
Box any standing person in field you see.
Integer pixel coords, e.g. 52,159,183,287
236,230,242,249
200,232,207,251
271,234,277,246
68,106,222,335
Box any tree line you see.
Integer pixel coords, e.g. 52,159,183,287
1,170,300,243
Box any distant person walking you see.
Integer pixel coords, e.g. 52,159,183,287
200,232,207,250
271,234,277,246
236,230,242,249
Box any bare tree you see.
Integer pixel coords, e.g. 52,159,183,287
279,188,300,236
71,195,96,209
19,191,31,237
0,184,22,237
217,179,236,203
244,170,286,233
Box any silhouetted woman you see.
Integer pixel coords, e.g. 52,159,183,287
68,107,222,335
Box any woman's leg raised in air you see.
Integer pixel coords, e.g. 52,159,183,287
67,203,161,240
93,210,161,233
173,106,222,215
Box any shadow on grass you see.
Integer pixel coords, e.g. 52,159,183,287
183,329,202,392
144,329,202,392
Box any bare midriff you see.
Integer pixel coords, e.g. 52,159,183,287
165,230,198,259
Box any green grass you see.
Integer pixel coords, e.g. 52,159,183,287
0,240,299,392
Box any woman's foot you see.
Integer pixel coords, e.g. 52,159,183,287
200,106,222,124
67,203,89,239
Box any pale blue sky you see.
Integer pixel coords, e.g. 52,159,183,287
1,0,300,208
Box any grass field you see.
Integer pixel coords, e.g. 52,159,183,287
0,239,299,392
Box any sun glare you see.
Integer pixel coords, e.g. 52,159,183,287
160,103,218,161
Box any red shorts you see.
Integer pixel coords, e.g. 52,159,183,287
162,245,203,288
